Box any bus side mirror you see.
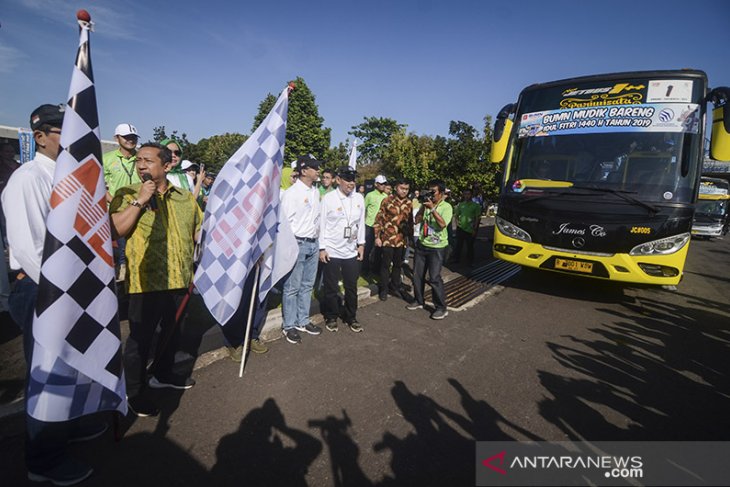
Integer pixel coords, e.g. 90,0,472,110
491,103,516,164
709,87,730,161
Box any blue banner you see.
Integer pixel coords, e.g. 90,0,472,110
18,128,35,164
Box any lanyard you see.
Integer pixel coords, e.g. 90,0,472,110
336,190,354,227
119,155,136,184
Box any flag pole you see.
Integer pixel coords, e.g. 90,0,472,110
238,263,261,377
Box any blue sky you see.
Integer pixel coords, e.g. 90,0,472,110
1,0,729,146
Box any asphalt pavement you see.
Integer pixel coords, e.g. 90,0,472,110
1,226,729,486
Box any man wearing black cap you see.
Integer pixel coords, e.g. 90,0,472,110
319,166,366,332
279,155,323,344
2,104,107,485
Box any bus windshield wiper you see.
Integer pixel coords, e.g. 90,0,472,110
571,184,659,214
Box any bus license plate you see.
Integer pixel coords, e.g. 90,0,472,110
555,258,593,273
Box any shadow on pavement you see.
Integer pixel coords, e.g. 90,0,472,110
538,292,730,441
373,379,540,486
502,266,635,304
211,398,322,486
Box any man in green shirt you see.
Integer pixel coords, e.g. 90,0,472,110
103,123,140,200
318,168,336,199
451,188,482,266
110,142,202,417
103,123,140,280
406,179,453,320
363,174,389,274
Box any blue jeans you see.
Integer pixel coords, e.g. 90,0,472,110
282,239,319,330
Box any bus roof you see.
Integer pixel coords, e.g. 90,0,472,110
521,69,708,94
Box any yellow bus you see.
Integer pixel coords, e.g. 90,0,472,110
490,70,730,285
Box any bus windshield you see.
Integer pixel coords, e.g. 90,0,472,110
696,199,728,217
509,131,698,203
507,75,705,204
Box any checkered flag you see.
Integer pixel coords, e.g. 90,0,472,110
27,17,126,421
194,86,298,326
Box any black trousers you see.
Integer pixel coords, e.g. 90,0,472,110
413,242,447,312
363,225,381,274
322,257,360,323
453,228,476,263
125,290,187,398
379,246,405,296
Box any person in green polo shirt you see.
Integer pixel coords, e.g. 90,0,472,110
451,188,482,266
406,179,453,320
363,174,389,274
103,123,140,200
103,123,140,280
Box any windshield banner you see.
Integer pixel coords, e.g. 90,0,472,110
518,103,699,138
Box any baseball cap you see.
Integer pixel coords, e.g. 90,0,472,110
374,174,388,184
114,123,138,137
296,154,321,172
30,104,65,130
181,160,196,170
336,165,358,182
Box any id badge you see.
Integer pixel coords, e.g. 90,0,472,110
343,226,352,239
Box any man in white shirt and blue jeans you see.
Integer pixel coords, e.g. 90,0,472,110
279,155,323,344
319,166,366,333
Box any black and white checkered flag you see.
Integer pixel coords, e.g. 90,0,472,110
27,15,126,421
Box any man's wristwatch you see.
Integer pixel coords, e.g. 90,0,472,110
130,199,144,209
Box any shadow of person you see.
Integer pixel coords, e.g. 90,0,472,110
211,398,322,486
309,410,373,487
444,378,542,442
374,380,528,486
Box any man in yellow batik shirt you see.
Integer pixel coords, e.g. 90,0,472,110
110,142,202,418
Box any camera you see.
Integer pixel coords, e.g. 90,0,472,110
418,190,435,203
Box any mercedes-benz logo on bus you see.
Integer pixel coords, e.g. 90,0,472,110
572,237,585,249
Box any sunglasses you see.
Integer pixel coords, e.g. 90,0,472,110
45,128,62,135
170,150,181,156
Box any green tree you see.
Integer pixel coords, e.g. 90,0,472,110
322,140,349,170
381,131,437,188
188,132,248,174
349,116,407,165
251,77,331,163
152,125,191,148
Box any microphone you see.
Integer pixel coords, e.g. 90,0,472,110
141,174,158,211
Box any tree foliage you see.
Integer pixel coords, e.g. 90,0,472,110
152,126,191,148
380,116,499,198
322,140,349,170
349,117,407,165
187,132,248,174
252,77,331,163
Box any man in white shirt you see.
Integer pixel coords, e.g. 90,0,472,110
3,104,107,486
319,166,366,333
279,155,323,344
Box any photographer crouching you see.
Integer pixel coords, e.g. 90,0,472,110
406,179,453,320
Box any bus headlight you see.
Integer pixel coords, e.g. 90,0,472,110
629,233,690,256
496,217,532,243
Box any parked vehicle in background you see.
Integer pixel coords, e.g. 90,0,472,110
692,177,730,238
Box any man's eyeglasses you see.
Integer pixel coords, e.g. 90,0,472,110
45,128,62,135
